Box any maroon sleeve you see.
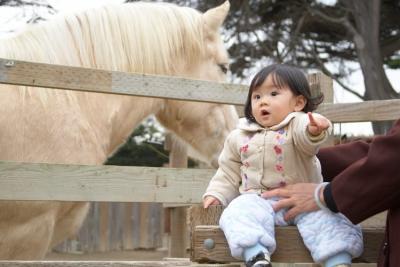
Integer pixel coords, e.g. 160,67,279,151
317,120,400,224
318,141,370,182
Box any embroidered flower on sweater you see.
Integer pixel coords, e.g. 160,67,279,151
240,144,249,153
274,129,286,174
273,145,282,154
275,164,284,172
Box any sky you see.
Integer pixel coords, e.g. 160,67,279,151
0,0,398,136
0,0,125,36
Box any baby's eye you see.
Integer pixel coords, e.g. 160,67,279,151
253,94,261,100
271,91,278,96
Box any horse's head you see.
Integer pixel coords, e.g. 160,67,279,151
155,1,239,167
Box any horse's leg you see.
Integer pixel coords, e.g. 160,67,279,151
0,202,57,259
50,202,90,248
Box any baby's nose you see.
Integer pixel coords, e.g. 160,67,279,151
260,97,269,104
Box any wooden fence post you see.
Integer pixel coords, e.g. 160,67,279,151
309,73,334,146
164,133,189,257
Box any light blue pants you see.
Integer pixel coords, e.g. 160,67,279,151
219,194,363,263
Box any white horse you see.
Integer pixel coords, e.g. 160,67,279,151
0,1,238,259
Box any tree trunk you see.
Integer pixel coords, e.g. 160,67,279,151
344,0,399,134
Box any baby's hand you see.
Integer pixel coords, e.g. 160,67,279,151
203,196,221,208
307,112,330,136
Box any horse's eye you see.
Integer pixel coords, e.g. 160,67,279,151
218,64,228,74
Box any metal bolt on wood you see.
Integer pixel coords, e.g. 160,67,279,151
204,238,215,250
5,61,14,67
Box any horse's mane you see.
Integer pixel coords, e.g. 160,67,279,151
0,2,206,75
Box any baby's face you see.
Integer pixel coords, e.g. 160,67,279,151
251,74,304,128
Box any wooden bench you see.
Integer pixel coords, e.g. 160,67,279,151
188,205,385,267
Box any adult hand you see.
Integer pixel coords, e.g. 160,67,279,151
203,196,221,208
261,183,321,221
307,112,330,136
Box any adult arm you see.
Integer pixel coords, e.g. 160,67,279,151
322,119,400,224
317,140,370,182
317,139,370,213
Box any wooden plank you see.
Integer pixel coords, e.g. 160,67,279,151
0,58,246,105
317,99,400,123
308,72,334,103
192,225,384,263
0,58,398,122
275,264,376,267
188,205,224,261
151,203,163,248
109,203,123,250
0,161,213,203
189,205,385,264
139,203,151,248
0,261,191,267
123,203,134,250
132,203,141,248
308,73,399,123
190,264,240,267
360,211,387,228
165,133,189,258
90,203,101,252
98,203,110,252
169,208,188,257
308,73,334,146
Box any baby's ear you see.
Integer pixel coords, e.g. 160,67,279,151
294,95,307,112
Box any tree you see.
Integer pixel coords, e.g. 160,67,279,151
162,0,400,134
106,117,197,167
105,119,170,167
0,0,55,29
309,0,399,133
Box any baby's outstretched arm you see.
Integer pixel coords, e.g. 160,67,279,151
307,112,330,137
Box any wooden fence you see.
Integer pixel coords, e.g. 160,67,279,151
0,57,397,266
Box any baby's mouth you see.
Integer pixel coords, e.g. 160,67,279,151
261,110,270,116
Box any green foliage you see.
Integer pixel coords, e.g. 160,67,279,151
386,55,400,68
105,120,169,167
105,119,197,168
105,140,168,167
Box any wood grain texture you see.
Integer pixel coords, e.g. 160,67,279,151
0,58,246,105
192,225,384,263
0,261,191,267
189,205,385,264
0,58,398,122
0,161,213,203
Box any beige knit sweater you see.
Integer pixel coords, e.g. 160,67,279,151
204,112,332,206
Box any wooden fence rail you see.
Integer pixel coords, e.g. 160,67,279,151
0,58,399,122
0,161,212,203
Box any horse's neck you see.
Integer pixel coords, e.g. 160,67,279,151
100,94,163,157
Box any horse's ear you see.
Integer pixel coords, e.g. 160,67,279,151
202,1,230,34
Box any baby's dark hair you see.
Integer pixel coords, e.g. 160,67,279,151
244,64,324,123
